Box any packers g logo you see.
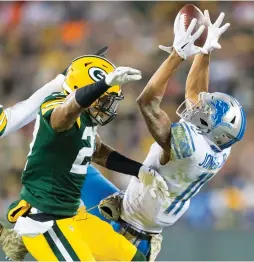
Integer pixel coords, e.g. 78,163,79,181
89,67,107,82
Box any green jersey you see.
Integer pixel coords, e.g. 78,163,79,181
21,92,97,216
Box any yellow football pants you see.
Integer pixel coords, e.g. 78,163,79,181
22,207,137,261
75,207,137,261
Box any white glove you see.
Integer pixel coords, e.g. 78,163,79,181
203,10,230,52
105,67,142,86
159,15,207,59
138,166,169,199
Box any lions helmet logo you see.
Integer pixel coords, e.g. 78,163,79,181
210,100,231,129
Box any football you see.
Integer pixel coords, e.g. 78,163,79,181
176,4,208,47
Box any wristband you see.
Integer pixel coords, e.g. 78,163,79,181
106,151,142,176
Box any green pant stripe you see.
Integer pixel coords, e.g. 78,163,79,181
44,231,65,261
53,222,80,261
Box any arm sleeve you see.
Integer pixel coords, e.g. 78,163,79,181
1,74,64,138
170,121,196,160
105,151,142,176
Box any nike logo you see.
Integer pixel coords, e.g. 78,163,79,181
181,42,189,49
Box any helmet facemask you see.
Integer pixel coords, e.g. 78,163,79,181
177,93,213,132
88,92,124,126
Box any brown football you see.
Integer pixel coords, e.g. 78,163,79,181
178,4,208,47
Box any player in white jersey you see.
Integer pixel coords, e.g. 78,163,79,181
122,11,239,231
122,120,231,232
99,11,246,260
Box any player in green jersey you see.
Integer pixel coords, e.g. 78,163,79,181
5,54,168,261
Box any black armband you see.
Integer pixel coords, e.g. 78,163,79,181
106,151,142,177
75,79,110,108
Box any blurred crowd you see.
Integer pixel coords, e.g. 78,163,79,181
0,1,253,230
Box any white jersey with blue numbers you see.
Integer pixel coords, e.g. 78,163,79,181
121,120,231,233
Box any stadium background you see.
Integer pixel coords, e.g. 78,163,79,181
0,1,253,260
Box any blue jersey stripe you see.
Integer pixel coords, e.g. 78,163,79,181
165,173,213,215
173,173,214,215
165,174,205,214
171,180,203,216
173,175,207,215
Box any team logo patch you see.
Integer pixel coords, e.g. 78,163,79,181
210,100,231,129
89,67,107,82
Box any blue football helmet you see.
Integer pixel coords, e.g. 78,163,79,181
177,92,247,150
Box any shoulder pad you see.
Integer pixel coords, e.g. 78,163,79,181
170,122,196,160
41,92,66,116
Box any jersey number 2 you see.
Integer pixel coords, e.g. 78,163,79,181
70,127,96,175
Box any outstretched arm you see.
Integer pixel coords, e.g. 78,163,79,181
137,50,183,150
92,134,169,198
185,53,210,104
51,67,142,132
50,80,108,131
137,16,206,151
92,134,144,176
185,11,230,104
1,74,64,138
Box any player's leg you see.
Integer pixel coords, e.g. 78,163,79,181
75,208,146,261
81,165,120,221
23,234,58,261
23,218,95,261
